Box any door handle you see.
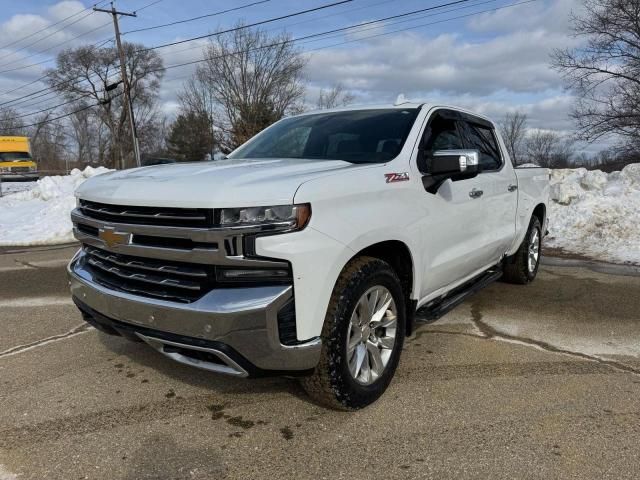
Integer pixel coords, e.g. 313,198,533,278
508,184,518,192
469,188,484,199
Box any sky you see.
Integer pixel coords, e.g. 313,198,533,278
0,0,603,152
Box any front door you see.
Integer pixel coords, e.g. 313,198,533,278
416,110,493,297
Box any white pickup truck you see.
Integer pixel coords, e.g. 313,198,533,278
68,102,549,409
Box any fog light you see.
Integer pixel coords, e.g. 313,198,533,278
216,268,291,283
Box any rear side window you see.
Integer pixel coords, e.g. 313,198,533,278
462,121,502,171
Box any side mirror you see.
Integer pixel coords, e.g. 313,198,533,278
421,149,480,194
431,149,480,176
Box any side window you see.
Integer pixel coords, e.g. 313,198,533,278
423,112,463,154
463,121,502,171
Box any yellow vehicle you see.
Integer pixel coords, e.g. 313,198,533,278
0,136,38,181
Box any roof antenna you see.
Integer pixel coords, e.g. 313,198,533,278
394,93,409,105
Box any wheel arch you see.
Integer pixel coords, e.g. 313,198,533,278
532,203,546,230
349,240,417,336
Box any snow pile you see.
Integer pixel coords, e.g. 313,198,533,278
0,167,111,246
1,163,639,264
547,163,640,264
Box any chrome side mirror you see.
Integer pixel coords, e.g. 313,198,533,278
421,149,481,194
431,149,480,175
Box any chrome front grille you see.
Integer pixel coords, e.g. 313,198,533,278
82,246,214,303
72,200,291,304
79,199,214,228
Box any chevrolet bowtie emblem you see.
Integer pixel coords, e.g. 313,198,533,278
98,227,131,248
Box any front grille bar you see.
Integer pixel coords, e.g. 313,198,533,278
79,200,213,228
85,246,208,278
91,274,195,303
86,256,203,291
81,204,207,222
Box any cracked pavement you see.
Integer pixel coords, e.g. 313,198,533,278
1,245,640,479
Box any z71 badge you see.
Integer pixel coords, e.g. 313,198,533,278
384,172,410,183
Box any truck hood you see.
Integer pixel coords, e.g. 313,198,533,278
76,158,360,208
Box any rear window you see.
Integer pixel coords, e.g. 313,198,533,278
229,108,420,164
463,122,502,171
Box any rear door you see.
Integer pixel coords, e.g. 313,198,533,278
459,115,517,265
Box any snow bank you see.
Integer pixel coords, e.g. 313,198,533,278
1,163,639,264
0,167,111,246
547,163,640,264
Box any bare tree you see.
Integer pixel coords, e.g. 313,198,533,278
177,75,218,155
67,103,96,166
551,0,640,149
46,43,164,168
316,83,355,109
525,130,574,168
29,112,69,173
194,25,306,151
0,107,27,136
499,111,527,165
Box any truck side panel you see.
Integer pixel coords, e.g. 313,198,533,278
509,167,550,255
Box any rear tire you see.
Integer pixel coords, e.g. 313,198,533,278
301,256,406,410
502,216,542,284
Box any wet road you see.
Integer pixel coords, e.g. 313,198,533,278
1,245,640,479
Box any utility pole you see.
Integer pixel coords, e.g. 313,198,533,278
94,2,141,169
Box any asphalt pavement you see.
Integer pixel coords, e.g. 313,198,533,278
1,245,640,479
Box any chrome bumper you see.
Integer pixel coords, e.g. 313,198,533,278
68,253,321,376
0,172,38,181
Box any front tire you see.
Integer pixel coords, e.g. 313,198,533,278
301,256,406,410
502,216,542,284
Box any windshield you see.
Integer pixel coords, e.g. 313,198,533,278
229,108,420,163
0,152,31,162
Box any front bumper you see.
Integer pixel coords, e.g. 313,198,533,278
68,252,321,376
0,172,39,181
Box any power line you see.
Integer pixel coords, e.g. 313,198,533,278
143,0,479,73
2,0,537,130
0,94,121,133
0,66,119,108
0,0,348,101
7,94,95,120
0,36,115,98
163,0,397,58
0,21,114,73
304,0,539,53
134,0,164,12
295,0,501,45
137,0,354,52
0,0,109,51
154,0,538,80
0,9,105,64
122,0,274,35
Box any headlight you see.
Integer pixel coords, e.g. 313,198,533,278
219,204,311,231
0,167,9,173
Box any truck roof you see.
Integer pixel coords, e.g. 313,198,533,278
0,136,31,153
0,136,29,141
295,102,496,125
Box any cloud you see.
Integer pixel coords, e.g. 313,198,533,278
0,0,601,148
302,0,582,132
